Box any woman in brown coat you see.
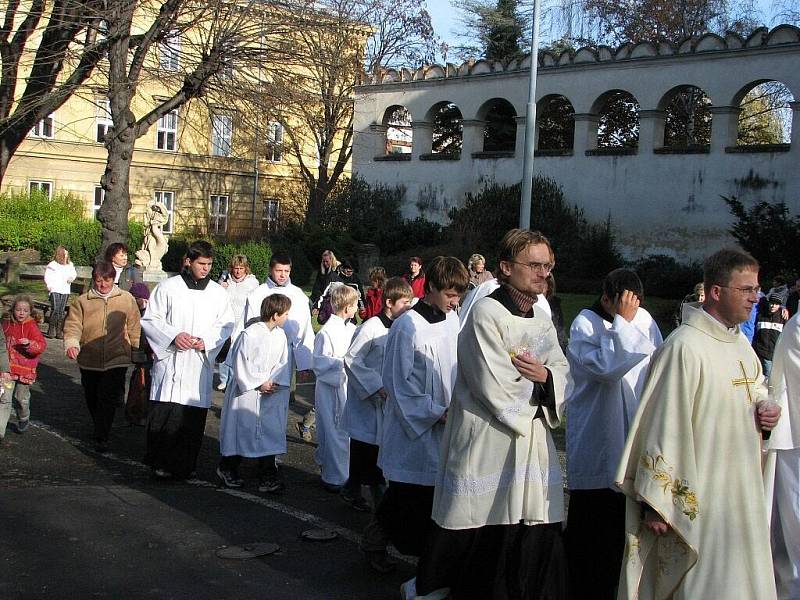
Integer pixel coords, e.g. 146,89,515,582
64,261,141,453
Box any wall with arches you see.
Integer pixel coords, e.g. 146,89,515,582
353,26,800,259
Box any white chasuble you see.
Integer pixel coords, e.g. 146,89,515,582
219,322,290,457
343,315,391,445
379,308,459,486
765,314,800,599
142,275,234,409
615,304,776,600
240,278,314,372
432,296,568,529
313,315,356,486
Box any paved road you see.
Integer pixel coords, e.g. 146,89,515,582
0,334,412,599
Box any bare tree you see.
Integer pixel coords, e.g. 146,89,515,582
0,0,109,184
228,0,436,225
97,0,302,250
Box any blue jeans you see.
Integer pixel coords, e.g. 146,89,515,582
761,358,773,379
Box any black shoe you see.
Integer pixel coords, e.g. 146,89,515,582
16,418,29,433
94,439,110,454
258,477,285,493
364,551,396,573
216,466,243,488
340,489,370,512
322,481,342,493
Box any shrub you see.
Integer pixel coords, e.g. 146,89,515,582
211,241,272,282
447,178,621,285
723,195,800,282
631,255,703,300
38,220,147,266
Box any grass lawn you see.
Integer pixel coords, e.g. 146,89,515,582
0,279,50,305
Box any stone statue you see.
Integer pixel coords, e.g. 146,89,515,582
135,201,169,272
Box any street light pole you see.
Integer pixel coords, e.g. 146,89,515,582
519,0,542,229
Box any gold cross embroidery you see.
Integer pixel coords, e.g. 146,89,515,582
731,360,757,404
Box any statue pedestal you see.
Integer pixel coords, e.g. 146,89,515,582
142,269,171,283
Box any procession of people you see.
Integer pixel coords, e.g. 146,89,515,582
7,232,798,600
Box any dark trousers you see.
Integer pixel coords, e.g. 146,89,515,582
344,438,384,492
144,402,208,479
565,489,626,600
376,481,434,557
80,367,127,443
220,454,278,478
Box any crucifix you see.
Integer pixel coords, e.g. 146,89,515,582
731,360,757,405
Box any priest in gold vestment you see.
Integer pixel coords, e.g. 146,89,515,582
615,248,781,600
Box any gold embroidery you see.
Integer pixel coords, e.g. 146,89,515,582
641,454,699,520
732,360,757,405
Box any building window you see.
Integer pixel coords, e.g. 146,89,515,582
154,190,175,234
262,198,279,233
93,186,105,219
209,194,229,234
30,115,54,139
160,32,181,71
266,121,284,162
157,110,178,151
96,99,112,143
211,114,233,157
29,181,53,199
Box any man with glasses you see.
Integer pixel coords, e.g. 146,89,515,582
564,269,662,600
410,229,569,599
616,248,781,600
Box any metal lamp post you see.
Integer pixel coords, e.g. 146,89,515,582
519,0,542,229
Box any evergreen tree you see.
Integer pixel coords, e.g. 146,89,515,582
485,0,524,62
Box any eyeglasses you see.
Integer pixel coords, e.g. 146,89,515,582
506,260,555,274
719,285,761,296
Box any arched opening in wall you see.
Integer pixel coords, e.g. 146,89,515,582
536,95,575,151
430,102,463,155
478,98,517,152
734,81,793,146
661,85,712,149
382,105,413,155
593,90,640,148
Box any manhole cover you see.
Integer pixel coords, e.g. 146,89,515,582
216,542,280,559
300,528,338,542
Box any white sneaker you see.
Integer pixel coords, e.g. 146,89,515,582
216,383,226,391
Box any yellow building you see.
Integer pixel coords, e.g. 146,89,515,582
2,4,356,239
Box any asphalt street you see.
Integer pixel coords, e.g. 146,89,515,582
0,333,413,599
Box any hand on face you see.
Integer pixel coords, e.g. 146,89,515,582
614,290,640,322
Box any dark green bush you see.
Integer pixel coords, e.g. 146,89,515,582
211,240,272,282
631,255,703,300
723,196,800,283
447,178,622,284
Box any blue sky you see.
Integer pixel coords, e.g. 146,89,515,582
427,0,783,52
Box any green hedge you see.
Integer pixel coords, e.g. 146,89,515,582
37,220,145,266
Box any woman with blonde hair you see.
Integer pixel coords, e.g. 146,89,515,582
44,246,77,338
310,249,341,313
467,253,493,290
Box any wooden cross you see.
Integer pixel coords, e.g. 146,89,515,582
731,360,757,404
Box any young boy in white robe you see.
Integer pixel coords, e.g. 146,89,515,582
341,277,414,514
377,256,468,563
217,294,291,492
313,285,358,491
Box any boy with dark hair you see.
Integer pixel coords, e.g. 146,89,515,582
377,257,468,565
142,240,234,479
239,251,315,439
565,268,662,600
754,293,787,379
218,294,292,491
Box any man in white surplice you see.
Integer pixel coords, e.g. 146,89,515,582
565,268,662,600
142,241,234,479
616,248,781,600
766,313,800,599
